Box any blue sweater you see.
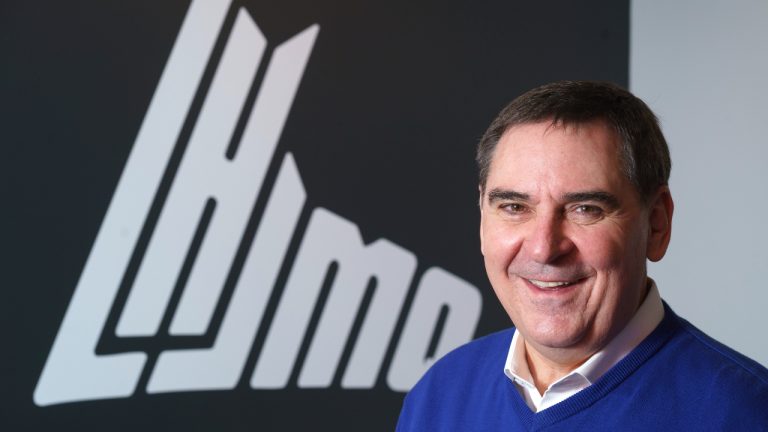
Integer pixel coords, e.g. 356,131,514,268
397,305,768,431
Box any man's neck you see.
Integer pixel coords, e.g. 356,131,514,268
523,340,593,394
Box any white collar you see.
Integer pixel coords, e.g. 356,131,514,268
503,280,664,412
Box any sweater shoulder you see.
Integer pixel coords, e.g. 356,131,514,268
396,328,518,431
674,315,768,386
403,327,514,399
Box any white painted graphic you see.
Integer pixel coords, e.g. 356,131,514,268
34,0,482,407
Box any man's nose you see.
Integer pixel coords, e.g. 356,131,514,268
527,212,574,264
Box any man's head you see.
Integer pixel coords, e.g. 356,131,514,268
477,81,674,367
477,81,671,202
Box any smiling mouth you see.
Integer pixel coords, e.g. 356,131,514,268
525,278,581,290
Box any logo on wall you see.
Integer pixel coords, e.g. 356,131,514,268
35,0,482,406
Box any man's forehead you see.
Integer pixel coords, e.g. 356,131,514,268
484,120,632,199
493,120,620,161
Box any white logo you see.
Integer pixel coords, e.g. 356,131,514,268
34,0,482,406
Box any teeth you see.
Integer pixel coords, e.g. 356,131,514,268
528,279,572,289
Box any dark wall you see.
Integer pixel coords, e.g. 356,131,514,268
2,0,628,430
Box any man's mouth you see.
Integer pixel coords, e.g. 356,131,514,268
525,278,580,290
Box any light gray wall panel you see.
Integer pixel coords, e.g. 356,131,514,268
631,0,768,366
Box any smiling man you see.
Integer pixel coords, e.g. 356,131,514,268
396,81,768,430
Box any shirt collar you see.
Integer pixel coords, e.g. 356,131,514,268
504,279,664,411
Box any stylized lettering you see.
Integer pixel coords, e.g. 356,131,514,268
35,0,482,407
251,208,417,388
117,8,267,337
33,0,233,406
148,154,305,392
386,267,482,391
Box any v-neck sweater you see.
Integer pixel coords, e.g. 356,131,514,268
396,303,768,431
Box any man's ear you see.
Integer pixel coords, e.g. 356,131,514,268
646,186,674,262
479,185,486,256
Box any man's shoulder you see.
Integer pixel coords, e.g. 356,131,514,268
670,314,768,387
647,308,768,424
636,311,767,428
406,327,514,396
396,328,519,431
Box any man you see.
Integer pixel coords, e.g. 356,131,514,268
396,81,768,430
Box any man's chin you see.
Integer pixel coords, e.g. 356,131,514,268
519,324,588,352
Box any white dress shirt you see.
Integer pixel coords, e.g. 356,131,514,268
503,280,664,412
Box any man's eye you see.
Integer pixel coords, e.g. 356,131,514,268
571,204,604,221
576,204,601,213
501,203,527,214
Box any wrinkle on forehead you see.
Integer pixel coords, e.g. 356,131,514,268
482,121,637,212
486,121,627,198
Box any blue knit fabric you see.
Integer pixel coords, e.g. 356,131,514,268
396,304,768,431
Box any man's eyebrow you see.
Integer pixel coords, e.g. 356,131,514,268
562,191,620,208
486,189,530,203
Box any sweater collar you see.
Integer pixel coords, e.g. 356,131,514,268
504,279,664,412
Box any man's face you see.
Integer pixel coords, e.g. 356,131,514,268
480,120,664,361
